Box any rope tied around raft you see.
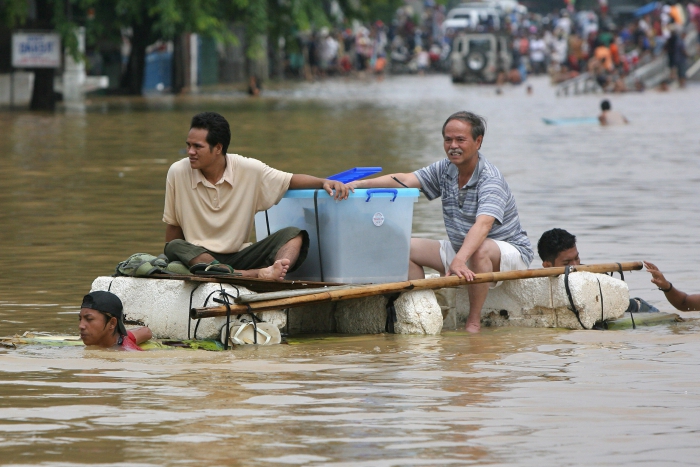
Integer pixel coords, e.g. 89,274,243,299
593,277,608,330
608,262,635,329
564,266,587,329
189,285,241,347
564,264,635,330
214,287,267,346
385,293,401,333
607,262,635,329
565,266,608,330
187,283,202,340
213,285,248,349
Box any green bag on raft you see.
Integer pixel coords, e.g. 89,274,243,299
115,253,190,277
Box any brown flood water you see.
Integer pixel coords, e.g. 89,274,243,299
1,76,700,465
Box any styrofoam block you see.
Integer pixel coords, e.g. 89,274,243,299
444,272,629,330
393,290,443,335
90,277,285,340
550,272,629,329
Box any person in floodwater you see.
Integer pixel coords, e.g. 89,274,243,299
163,112,350,281
537,228,658,313
79,291,152,350
643,261,700,311
349,111,534,333
598,99,628,126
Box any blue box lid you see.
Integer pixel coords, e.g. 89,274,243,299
283,188,420,200
327,167,382,183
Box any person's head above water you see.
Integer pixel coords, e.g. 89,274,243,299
537,228,581,267
600,99,611,111
79,291,127,347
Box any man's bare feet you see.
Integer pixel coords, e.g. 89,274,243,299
258,259,291,281
465,321,481,333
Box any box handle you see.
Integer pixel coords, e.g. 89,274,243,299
365,189,397,202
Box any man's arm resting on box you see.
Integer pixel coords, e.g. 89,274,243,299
448,215,495,280
165,224,185,243
348,173,421,190
289,174,350,200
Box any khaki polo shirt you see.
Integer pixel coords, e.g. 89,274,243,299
163,154,292,254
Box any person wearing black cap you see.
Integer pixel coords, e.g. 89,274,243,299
79,291,152,350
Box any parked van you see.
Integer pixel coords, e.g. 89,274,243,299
450,33,511,83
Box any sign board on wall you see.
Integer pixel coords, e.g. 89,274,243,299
12,32,61,68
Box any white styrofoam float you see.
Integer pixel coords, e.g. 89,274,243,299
91,271,628,342
438,271,630,330
90,277,444,340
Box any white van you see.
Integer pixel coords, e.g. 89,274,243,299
450,33,511,83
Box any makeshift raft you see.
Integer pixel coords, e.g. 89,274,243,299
90,262,646,341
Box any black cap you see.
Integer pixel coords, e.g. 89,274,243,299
81,291,127,336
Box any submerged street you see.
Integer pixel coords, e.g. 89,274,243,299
1,75,699,465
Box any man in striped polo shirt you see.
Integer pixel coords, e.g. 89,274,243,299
350,111,533,332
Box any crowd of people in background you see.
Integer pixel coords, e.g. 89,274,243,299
285,3,451,80
276,0,699,93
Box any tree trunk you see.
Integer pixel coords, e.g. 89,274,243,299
29,68,56,110
28,0,55,110
121,19,153,95
172,33,186,94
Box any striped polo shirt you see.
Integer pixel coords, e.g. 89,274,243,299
414,154,534,265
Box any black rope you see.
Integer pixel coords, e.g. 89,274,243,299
564,266,587,329
629,302,637,330
234,304,261,344
265,210,271,237
313,189,325,282
194,290,230,339
248,304,258,344
107,279,114,292
593,277,608,330
615,263,635,329
213,285,240,349
385,293,400,333
220,285,232,350
187,283,202,340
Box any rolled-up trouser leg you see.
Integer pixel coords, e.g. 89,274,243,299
164,239,209,266
212,227,309,273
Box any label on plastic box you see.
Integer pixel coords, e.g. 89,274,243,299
372,212,385,227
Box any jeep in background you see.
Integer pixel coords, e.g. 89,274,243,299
450,33,512,84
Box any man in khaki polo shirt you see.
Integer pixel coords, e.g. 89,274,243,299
163,112,350,281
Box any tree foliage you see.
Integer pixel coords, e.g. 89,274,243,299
1,0,412,96
0,0,29,28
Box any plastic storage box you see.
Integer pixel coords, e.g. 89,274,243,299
254,188,420,283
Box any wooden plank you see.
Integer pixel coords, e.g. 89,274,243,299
191,261,643,319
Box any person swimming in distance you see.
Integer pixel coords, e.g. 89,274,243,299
79,291,152,350
598,99,628,126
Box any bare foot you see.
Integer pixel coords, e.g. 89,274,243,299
465,321,481,333
258,259,291,281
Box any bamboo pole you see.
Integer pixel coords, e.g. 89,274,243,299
235,284,365,303
191,261,642,319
